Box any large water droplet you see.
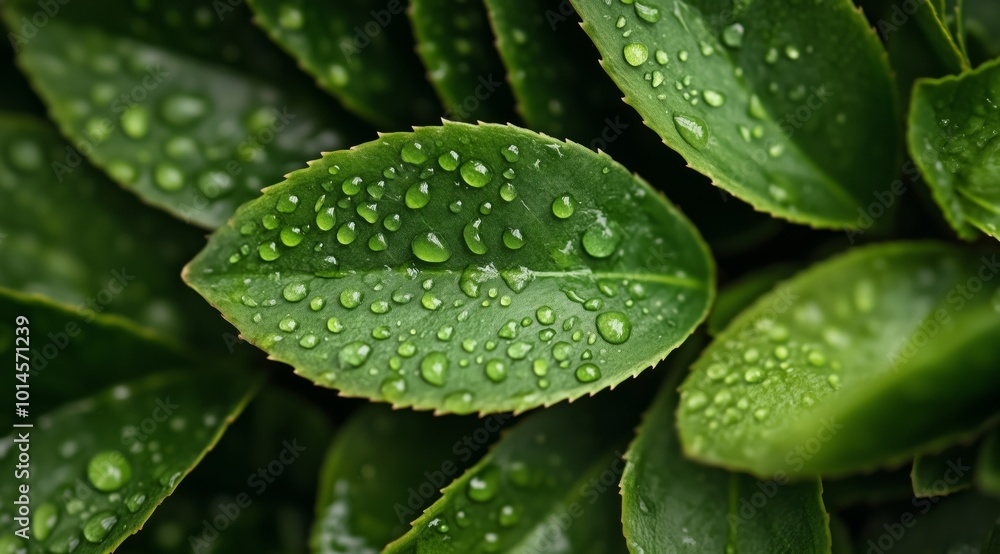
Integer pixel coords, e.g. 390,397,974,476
673,114,709,149
582,222,622,258
502,228,525,250
623,42,649,66
552,194,575,218
463,219,487,255
87,451,131,492
439,150,460,171
485,359,507,382
82,511,117,543
596,312,631,344
722,23,745,48
282,282,308,302
32,503,58,541
460,160,491,188
402,141,430,164
412,232,452,263
276,194,299,213
575,363,601,383
421,352,449,386
467,467,500,502
339,341,371,368
405,182,431,208
634,1,661,22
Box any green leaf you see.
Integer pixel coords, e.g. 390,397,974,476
912,0,970,73
977,430,1000,496
570,0,901,228
383,392,638,553
117,388,332,553
856,492,1000,553
911,444,977,498
410,0,516,123
0,289,188,429
678,242,1000,477
964,0,1000,62
0,113,210,337
2,0,360,229
708,263,799,335
908,57,1000,242
483,0,625,141
0,370,259,553
311,405,486,552
622,373,831,554
185,121,714,414
246,0,438,128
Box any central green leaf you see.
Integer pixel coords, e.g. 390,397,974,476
185,121,714,414
570,0,900,228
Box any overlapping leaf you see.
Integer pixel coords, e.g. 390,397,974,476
311,405,486,552
410,0,515,123
247,0,438,128
570,0,900,228
383,392,639,553
622,374,831,554
0,370,259,553
909,57,1000,241
678,242,1000,477
185,121,714,414
2,0,358,228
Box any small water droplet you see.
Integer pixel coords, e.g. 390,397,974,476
340,289,363,309
467,467,500,502
87,451,131,492
596,312,631,344
501,144,519,162
282,282,308,302
673,114,709,149
32,503,58,541
412,232,452,262
552,194,575,218
575,363,601,383
485,359,507,382
438,150,460,170
421,352,449,386
342,176,363,196
582,222,622,258
623,43,649,66
722,23,744,48
401,141,430,164
83,511,117,543
460,160,492,187
339,341,371,368
276,194,299,213
502,228,525,250
405,182,431,208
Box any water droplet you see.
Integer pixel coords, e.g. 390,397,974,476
744,367,764,383
405,182,431,208
462,219,488,255
356,202,379,224
703,90,725,107
32,503,58,541
412,232,452,262
83,511,117,543
582,222,622,258
438,150,460,170
381,377,406,402
153,163,183,191
485,359,507,382
124,493,146,513
507,342,533,359
276,194,299,213
278,316,298,332
367,233,388,252
340,289,363,309
402,141,430,164
596,312,631,344
316,206,337,231
655,49,669,64
500,182,517,202
634,1,661,22
808,351,826,367
722,23,744,47
774,346,789,360
282,282,308,302
327,317,344,333
421,352,449,386
339,341,371,368
623,43,648,66
278,5,303,29
501,144,520,162
552,194,575,218
467,467,500,502
422,293,443,310
536,306,556,325
444,391,475,413
785,45,800,60
685,391,708,411
502,228,525,250
575,363,601,383
673,114,709,149
499,504,521,527
160,92,209,126
460,160,492,187
87,451,131,492
299,334,319,349
854,280,875,312
337,222,357,245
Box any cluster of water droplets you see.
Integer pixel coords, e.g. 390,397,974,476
0,387,224,552
609,0,816,203
223,135,658,408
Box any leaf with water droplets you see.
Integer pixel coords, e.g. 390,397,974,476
118,389,331,553
383,391,640,553
247,0,439,128
184,121,714,414
0,370,259,554
678,242,1000,477
311,405,485,551
0,114,225,342
410,0,516,123
0,290,188,430
1,0,360,228
909,57,1000,242
911,443,978,498
570,0,900,228
622,372,830,554
483,0,627,141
